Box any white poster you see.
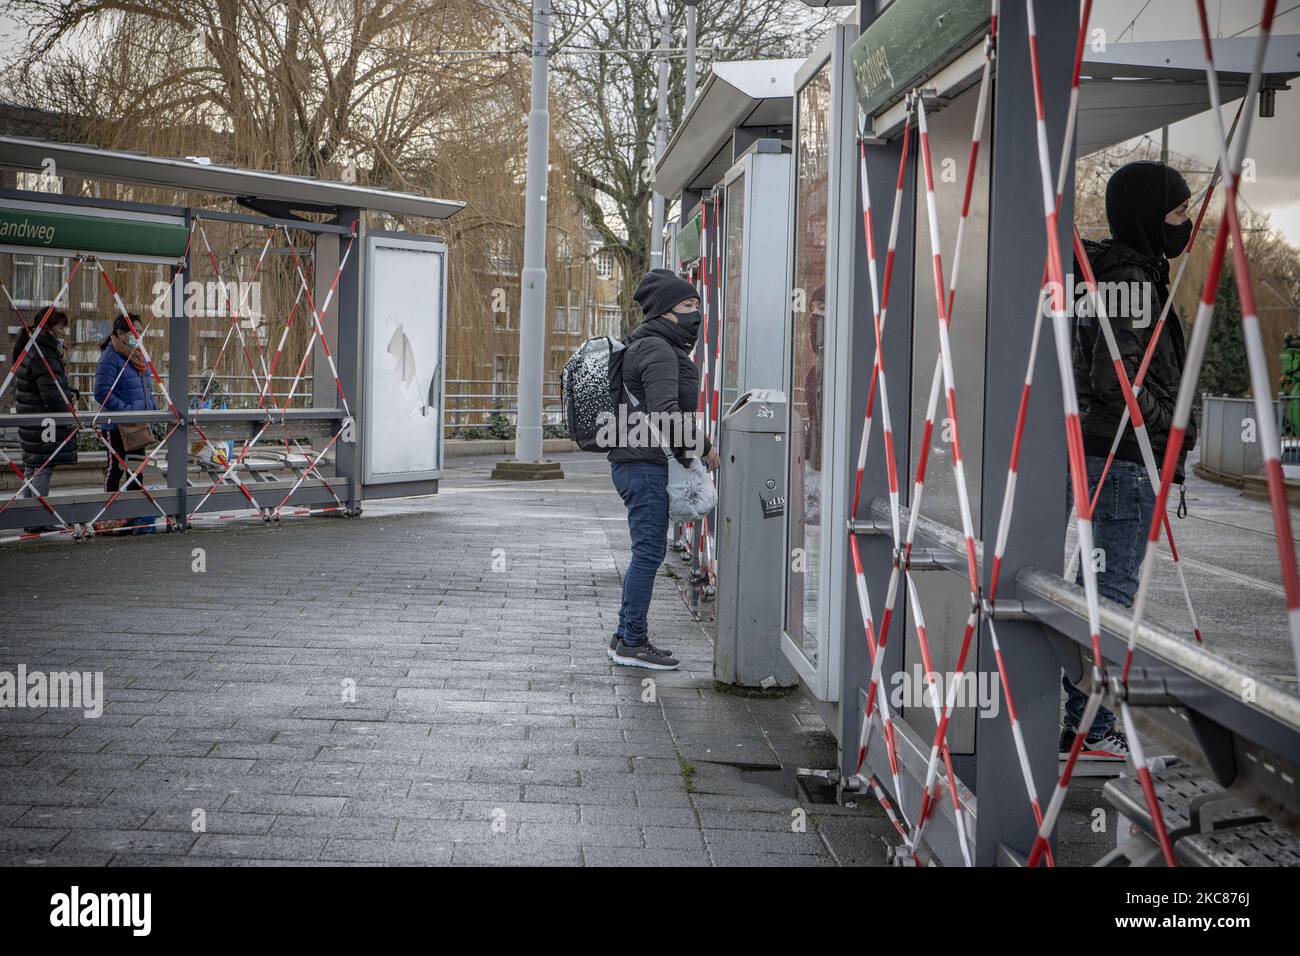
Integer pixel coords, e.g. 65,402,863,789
364,236,445,482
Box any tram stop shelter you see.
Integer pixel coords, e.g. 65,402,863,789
0,137,463,540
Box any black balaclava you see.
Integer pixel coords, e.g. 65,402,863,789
1105,160,1193,265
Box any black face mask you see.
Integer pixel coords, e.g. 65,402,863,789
673,309,702,338
1162,218,1193,259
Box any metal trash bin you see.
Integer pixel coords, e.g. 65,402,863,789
715,389,797,688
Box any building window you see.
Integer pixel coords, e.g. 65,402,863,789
12,255,37,305
493,354,517,383
42,258,68,306
16,170,63,194
595,251,614,280
11,255,79,308
494,308,512,331
551,306,579,333
80,265,99,309
590,307,620,338
489,237,513,274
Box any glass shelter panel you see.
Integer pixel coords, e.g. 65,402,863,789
784,61,833,666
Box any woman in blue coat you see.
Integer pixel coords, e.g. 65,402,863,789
94,314,156,493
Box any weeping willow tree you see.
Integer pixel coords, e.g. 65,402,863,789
1,0,593,408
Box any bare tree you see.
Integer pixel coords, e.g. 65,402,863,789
548,0,832,330
1,0,599,396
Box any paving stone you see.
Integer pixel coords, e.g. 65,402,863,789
516,822,643,849
13,806,149,830
703,828,831,856
450,841,582,866
642,825,707,850
582,846,711,867
190,834,325,861
221,793,347,817
320,838,453,864
56,828,198,856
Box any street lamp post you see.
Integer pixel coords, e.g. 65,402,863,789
494,0,564,480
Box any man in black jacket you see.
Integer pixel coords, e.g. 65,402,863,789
12,307,78,521
607,269,720,669
1065,161,1197,758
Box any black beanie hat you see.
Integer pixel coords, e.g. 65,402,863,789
634,268,698,319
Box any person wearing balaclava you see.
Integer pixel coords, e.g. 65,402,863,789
1065,160,1198,759
606,268,720,671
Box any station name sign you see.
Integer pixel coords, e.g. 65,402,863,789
676,208,703,265
850,0,991,119
0,207,189,259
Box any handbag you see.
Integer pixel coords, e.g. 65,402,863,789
117,422,154,453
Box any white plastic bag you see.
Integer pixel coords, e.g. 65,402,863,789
667,456,718,522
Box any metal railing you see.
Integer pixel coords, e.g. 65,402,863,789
1198,393,1300,480
443,378,566,437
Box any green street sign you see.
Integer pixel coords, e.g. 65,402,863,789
0,206,189,259
850,0,991,120
676,209,702,265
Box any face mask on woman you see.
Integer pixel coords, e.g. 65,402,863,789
673,308,702,338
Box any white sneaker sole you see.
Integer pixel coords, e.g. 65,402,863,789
611,652,680,670
1060,748,1128,761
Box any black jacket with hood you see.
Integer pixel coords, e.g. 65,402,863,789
1072,161,1197,483
607,315,712,466
13,328,79,470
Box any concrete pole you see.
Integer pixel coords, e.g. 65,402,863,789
513,0,551,465
686,1,697,108
649,13,670,270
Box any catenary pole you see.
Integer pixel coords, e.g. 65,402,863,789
514,0,552,464
686,0,698,108
650,12,671,269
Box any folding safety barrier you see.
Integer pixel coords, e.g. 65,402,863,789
841,0,1299,867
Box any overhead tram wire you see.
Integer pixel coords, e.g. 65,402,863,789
1117,0,1155,42
415,44,749,56
1231,1,1300,35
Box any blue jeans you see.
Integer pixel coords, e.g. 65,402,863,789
1064,456,1156,738
611,460,669,646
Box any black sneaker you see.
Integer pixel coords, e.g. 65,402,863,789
611,639,680,670
609,635,672,659
1080,727,1129,760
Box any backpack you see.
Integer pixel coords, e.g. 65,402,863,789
562,335,631,452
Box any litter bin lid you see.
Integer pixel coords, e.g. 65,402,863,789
722,389,787,432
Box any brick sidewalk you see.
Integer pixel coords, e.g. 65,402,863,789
0,451,887,866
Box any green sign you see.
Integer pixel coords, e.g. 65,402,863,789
675,209,702,265
850,0,990,119
0,207,189,259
